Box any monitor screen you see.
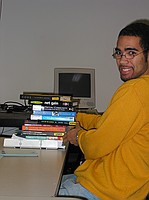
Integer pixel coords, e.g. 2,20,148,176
54,68,95,109
59,73,91,97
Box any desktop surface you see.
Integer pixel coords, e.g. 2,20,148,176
0,138,67,198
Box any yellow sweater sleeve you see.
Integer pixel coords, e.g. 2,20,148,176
76,112,102,130
77,82,143,160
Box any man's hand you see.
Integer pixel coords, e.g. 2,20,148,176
63,122,81,146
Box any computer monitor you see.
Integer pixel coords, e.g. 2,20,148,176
54,67,96,109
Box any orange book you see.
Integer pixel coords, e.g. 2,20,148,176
22,125,66,132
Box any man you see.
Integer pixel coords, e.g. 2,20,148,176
58,22,149,200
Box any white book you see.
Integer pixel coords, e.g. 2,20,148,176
3,134,65,149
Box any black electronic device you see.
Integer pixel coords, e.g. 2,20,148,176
0,101,31,113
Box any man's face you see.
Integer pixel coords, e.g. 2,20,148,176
115,36,149,82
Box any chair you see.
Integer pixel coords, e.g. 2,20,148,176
63,144,84,174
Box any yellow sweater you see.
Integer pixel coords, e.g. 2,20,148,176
75,75,149,200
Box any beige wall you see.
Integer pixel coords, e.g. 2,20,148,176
0,0,149,112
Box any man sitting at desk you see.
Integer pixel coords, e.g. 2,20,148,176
58,21,149,200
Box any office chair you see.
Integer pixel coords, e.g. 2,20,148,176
146,193,149,200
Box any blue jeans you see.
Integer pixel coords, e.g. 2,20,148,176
58,174,100,200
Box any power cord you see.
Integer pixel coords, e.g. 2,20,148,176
0,127,4,136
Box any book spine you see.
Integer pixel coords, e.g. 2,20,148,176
30,115,75,122
28,100,79,107
16,130,65,136
22,125,66,132
32,105,75,111
24,119,76,126
32,110,76,117
25,136,63,140
20,94,71,102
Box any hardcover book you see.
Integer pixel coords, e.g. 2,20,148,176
20,135,63,140
22,124,66,132
32,104,75,112
32,110,76,117
24,119,76,126
20,92,72,102
30,115,75,122
16,130,65,137
28,100,79,107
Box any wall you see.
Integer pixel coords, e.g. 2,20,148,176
0,0,149,112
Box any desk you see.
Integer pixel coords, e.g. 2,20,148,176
0,111,83,182
0,138,67,198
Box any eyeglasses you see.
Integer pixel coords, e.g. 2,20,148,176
112,48,147,60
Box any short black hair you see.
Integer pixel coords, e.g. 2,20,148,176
118,22,149,52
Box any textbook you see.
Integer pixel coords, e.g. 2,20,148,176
21,135,63,140
22,124,66,132
16,130,65,137
30,115,75,122
24,119,76,126
32,104,75,111
20,92,72,102
32,110,76,117
29,100,79,107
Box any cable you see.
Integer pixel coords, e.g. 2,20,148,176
4,101,24,106
0,127,4,135
0,101,30,112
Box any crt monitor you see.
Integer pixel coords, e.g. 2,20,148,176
54,68,96,109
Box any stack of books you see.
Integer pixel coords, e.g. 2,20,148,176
4,92,79,149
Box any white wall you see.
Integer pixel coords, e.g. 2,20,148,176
0,0,149,112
